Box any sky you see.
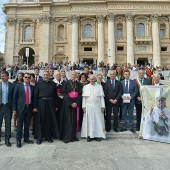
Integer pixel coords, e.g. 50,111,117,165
0,0,7,53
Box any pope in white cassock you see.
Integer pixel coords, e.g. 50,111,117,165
81,75,106,142
143,88,170,143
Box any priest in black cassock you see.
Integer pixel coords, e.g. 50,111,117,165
33,71,60,144
60,71,82,143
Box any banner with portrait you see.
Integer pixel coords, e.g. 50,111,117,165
139,85,170,143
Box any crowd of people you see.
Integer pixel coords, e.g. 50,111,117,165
0,64,166,148
0,61,169,80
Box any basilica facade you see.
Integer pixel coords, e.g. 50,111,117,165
3,0,170,67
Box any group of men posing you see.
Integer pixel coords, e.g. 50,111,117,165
0,66,162,147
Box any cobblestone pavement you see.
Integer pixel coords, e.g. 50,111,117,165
0,129,170,170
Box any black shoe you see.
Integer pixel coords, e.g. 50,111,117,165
113,128,119,132
136,127,140,131
24,139,34,144
64,141,69,144
119,128,127,132
5,140,11,147
46,138,53,143
130,129,136,133
74,137,79,142
87,136,91,142
16,141,22,148
36,139,41,145
95,138,101,142
106,128,110,132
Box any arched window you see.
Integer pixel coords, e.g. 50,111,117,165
24,25,32,41
137,23,145,37
84,24,92,38
117,23,123,39
58,24,64,39
160,24,166,38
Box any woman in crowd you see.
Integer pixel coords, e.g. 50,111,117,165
30,73,36,132
13,72,24,131
79,73,89,87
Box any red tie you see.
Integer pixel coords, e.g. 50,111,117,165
35,77,38,82
25,84,29,105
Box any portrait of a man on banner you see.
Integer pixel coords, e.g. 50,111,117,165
140,86,170,143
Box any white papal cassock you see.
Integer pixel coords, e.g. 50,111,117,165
81,83,106,139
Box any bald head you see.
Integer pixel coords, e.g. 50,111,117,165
138,69,145,79
70,71,76,80
54,71,61,80
109,70,116,80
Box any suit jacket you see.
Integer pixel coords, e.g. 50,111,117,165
0,82,15,111
12,83,34,113
35,75,42,82
105,79,122,105
121,79,138,106
135,78,151,104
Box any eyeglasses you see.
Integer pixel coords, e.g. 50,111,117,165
24,77,30,79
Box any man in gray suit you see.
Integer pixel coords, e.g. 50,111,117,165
0,71,15,147
120,70,138,133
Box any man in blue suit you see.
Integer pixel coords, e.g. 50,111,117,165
0,71,15,147
120,70,138,133
13,73,34,148
34,67,42,82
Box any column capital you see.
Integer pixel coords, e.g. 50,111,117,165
107,13,115,21
125,13,135,22
7,18,17,26
150,14,161,22
96,15,105,23
38,15,54,23
67,15,80,23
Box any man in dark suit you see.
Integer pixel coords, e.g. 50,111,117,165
105,70,122,132
120,70,138,133
0,71,15,147
13,73,34,148
34,67,42,82
135,69,151,131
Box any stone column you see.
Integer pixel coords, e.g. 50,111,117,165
96,15,105,64
151,14,161,67
125,13,134,65
5,18,17,65
148,57,152,65
70,15,79,63
134,57,138,65
19,21,23,43
39,15,53,63
107,13,115,65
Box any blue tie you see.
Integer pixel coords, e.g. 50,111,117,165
112,80,115,89
125,80,128,93
2,83,8,104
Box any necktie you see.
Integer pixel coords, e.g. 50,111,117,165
140,78,143,85
125,80,128,93
112,80,115,89
2,83,7,104
25,84,29,105
35,77,38,82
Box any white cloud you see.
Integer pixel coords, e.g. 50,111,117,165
0,0,7,53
